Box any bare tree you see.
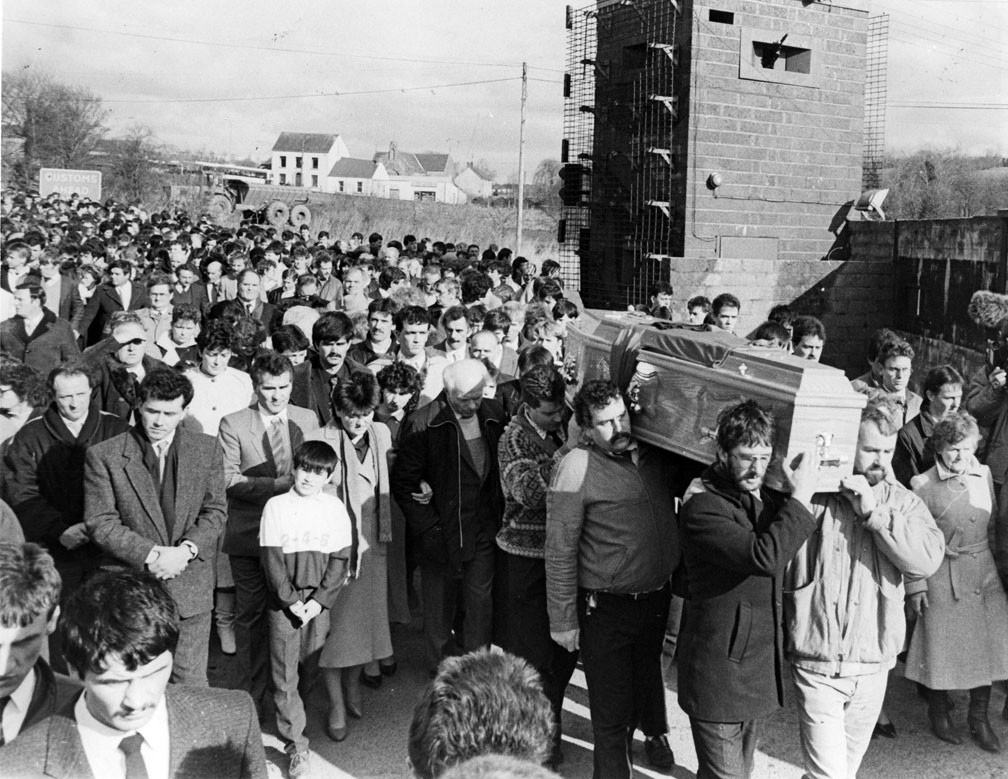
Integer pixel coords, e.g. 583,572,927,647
2,70,107,186
106,126,161,203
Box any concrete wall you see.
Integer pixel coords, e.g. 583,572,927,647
681,0,868,262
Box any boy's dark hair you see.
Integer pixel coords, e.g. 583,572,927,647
313,311,355,346
751,321,790,345
271,324,310,353
171,303,201,326
483,309,512,334
791,315,825,343
517,345,555,375
716,400,775,453
61,569,180,677
921,365,964,399
877,338,914,363
249,352,294,386
137,369,194,407
687,295,712,313
292,440,339,475
767,304,796,328
376,361,423,396
367,297,399,318
520,365,565,408
333,370,380,416
461,273,493,304
712,292,741,315
572,380,622,428
196,318,234,353
395,305,431,332
648,281,674,299
0,542,62,628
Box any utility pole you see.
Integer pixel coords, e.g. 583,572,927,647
516,61,527,254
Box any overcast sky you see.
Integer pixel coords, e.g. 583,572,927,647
2,0,1005,180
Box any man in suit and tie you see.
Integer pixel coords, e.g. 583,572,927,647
0,281,80,377
78,259,149,346
0,543,81,746
171,263,209,313
210,270,275,333
203,259,226,311
291,312,366,427
83,369,227,686
37,253,84,333
0,567,268,778
218,353,318,715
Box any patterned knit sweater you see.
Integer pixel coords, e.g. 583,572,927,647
495,407,563,558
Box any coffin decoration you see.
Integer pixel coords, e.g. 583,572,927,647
563,310,867,492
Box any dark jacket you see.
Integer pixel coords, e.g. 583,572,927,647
893,411,936,488
0,310,80,376
18,657,82,738
392,392,505,574
77,280,149,346
4,403,127,564
676,465,817,722
172,280,210,314
83,346,167,425
290,354,367,428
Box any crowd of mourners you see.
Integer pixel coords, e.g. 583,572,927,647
0,187,1006,779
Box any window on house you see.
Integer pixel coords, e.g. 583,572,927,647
338,180,345,192
279,173,287,185
356,181,363,193
280,156,287,167
311,175,318,188
295,156,302,168
312,157,319,169
414,190,435,202
709,9,734,24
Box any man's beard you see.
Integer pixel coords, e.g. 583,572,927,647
859,464,888,486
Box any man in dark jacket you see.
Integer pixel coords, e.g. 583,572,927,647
82,313,166,426
0,282,80,377
392,359,505,673
677,400,818,779
0,543,80,746
290,312,365,427
77,259,148,346
4,362,128,670
546,381,681,778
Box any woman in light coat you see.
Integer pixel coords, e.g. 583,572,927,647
907,411,1008,753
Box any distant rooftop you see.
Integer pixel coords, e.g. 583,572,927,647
329,157,379,178
272,132,338,153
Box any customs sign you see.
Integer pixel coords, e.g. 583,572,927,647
38,168,103,199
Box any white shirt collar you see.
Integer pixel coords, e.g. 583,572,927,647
258,405,289,427
150,430,176,454
2,667,36,740
75,691,170,779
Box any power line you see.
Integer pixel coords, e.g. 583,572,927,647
889,101,1008,108
99,77,521,104
4,17,560,72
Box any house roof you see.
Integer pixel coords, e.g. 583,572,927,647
329,157,379,178
415,153,450,173
272,132,338,153
374,150,424,176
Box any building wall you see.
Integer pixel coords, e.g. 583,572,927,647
681,0,869,262
270,137,349,188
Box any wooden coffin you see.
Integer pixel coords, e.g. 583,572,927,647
563,310,867,492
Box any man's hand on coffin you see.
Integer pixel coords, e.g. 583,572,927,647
551,628,580,652
839,474,877,517
783,451,818,508
990,367,1007,391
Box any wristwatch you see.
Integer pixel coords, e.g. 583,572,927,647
180,540,198,560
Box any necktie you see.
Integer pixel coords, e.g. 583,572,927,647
0,695,10,746
154,440,168,481
118,733,149,779
269,417,290,476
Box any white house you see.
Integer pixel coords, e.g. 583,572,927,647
270,132,349,190
372,142,466,203
328,158,389,197
454,165,494,200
